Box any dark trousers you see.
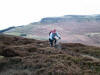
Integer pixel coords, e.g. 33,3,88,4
49,38,57,47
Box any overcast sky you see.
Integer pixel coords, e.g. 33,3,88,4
0,0,100,30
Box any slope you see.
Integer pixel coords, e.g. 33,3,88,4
3,15,100,46
0,34,100,75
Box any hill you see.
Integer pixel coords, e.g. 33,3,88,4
2,14,100,46
0,26,15,33
0,34,100,75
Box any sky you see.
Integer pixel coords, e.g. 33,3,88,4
0,0,100,30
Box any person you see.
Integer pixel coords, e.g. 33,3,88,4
49,29,61,47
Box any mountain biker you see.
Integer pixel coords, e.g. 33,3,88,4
49,29,61,47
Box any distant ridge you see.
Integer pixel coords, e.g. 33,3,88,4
2,14,100,31
0,26,15,33
40,14,100,24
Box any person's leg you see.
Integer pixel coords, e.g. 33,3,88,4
49,39,53,47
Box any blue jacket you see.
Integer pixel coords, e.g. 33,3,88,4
49,32,60,40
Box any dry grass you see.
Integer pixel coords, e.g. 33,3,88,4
0,34,100,75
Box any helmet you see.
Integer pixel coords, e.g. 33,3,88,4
52,29,56,33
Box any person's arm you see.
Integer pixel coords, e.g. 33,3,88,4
56,32,61,39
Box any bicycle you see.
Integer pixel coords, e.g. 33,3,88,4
54,38,62,50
